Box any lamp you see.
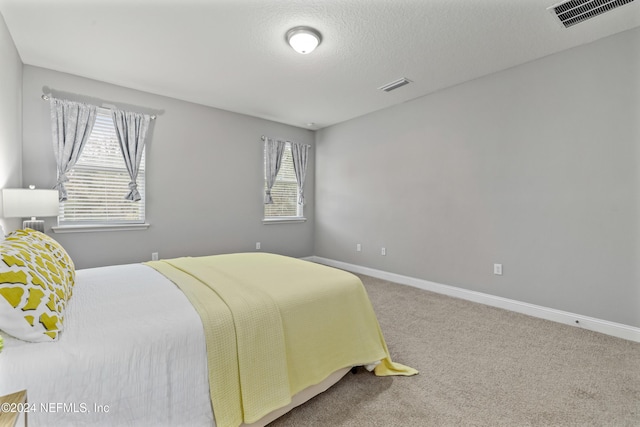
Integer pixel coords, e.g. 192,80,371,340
286,26,322,54
2,186,59,233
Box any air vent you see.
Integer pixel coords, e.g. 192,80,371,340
548,0,635,28
378,78,412,92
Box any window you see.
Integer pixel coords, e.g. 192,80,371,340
58,108,146,226
264,143,302,219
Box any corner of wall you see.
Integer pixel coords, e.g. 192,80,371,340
0,9,24,233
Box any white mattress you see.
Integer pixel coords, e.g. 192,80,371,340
0,264,214,426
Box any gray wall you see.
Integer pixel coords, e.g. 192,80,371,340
21,66,315,268
0,12,22,234
315,27,640,328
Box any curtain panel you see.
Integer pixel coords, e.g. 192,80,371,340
111,109,151,201
290,142,309,205
264,138,286,204
49,98,97,201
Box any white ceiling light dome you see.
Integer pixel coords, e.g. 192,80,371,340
286,26,322,54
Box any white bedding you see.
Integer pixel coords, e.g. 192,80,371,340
0,264,214,426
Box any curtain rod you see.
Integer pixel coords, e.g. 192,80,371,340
261,135,310,147
42,94,156,120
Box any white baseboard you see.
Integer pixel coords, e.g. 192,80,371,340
304,256,640,343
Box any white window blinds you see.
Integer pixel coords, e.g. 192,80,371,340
59,108,146,225
264,143,301,218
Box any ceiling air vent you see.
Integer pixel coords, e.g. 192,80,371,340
378,78,412,92
548,0,635,28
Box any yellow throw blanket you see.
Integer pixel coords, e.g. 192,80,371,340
146,253,417,427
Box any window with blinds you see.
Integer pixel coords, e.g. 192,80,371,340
59,108,145,225
264,143,302,218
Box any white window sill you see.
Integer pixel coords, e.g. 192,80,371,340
52,223,150,234
262,217,307,225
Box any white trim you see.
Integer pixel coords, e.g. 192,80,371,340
52,223,150,233
262,217,307,224
305,256,640,343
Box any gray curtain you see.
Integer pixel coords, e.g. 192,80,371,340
50,98,97,201
264,138,286,204
111,109,150,201
291,142,309,205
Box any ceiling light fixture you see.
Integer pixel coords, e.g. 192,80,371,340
286,26,322,54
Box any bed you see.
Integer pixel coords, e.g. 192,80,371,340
0,229,416,426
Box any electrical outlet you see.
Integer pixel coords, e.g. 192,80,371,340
152,252,159,261
256,242,261,250
356,243,362,252
381,247,386,256
493,263,502,275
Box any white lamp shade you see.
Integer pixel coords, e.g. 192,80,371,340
2,188,59,218
286,27,321,54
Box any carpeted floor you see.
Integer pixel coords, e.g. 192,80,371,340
270,274,640,426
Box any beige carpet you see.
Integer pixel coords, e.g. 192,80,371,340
270,274,640,426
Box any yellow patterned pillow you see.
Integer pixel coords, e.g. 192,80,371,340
0,232,73,342
9,229,75,291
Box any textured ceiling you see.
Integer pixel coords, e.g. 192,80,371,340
0,0,639,129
